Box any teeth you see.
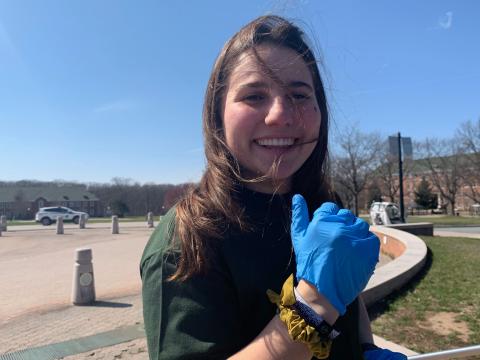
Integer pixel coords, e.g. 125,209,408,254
256,138,295,146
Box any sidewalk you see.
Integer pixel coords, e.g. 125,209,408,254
434,229,480,238
0,292,147,359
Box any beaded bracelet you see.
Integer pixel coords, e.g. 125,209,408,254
267,274,333,359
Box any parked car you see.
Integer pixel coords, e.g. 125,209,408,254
35,207,89,226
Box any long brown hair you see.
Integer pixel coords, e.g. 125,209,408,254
171,15,333,281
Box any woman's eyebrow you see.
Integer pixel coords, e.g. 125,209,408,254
288,81,313,91
236,81,269,90
235,80,313,91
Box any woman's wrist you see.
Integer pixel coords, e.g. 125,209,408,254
295,279,339,325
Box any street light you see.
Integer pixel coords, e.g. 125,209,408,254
388,133,412,223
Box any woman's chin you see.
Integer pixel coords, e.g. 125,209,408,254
243,174,292,194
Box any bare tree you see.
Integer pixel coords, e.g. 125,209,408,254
417,137,464,215
376,151,400,203
331,127,382,215
456,119,480,203
13,189,26,219
374,143,414,203
88,180,181,216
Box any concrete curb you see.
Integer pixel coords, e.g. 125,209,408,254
362,226,428,354
363,226,428,307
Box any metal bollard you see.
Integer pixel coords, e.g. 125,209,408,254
147,212,154,228
56,216,64,235
111,215,119,234
79,214,86,229
0,215,6,231
71,248,95,305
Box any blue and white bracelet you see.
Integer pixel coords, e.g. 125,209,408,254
293,287,341,341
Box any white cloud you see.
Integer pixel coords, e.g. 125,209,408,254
93,100,135,113
438,11,453,30
376,63,389,75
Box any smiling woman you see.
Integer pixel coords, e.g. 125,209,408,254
140,15,404,360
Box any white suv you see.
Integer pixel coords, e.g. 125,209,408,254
35,207,89,226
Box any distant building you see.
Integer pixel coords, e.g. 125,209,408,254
0,186,99,219
369,155,479,214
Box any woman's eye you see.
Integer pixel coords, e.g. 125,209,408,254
291,93,310,101
243,94,265,102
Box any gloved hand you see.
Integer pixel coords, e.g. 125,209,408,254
291,194,380,315
364,348,408,360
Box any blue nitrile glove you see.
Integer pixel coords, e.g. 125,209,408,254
291,194,380,315
364,348,408,360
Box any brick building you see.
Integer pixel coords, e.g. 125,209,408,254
370,156,479,214
0,186,99,220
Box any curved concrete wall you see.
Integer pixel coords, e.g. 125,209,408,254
362,226,428,307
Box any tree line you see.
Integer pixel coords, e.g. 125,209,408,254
87,178,193,217
0,178,194,218
330,118,480,215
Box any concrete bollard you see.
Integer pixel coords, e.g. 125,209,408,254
56,216,64,235
111,215,119,234
147,212,154,228
79,214,86,229
71,248,95,305
0,215,6,232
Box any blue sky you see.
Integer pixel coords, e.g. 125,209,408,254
1,0,479,184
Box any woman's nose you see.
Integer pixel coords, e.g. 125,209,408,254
264,96,294,126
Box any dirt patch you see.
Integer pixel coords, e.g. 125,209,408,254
418,312,471,342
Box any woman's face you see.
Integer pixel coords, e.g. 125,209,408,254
222,44,321,193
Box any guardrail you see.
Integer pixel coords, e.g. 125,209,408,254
408,344,480,359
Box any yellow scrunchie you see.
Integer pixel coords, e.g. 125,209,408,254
267,274,332,359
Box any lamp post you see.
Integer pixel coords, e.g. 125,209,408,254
397,133,405,223
389,133,412,223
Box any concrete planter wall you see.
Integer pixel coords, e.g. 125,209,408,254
362,226,428,307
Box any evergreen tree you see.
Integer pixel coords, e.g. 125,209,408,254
414,177,438,209
110,199,129,217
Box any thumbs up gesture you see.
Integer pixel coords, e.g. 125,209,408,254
291,194,380,315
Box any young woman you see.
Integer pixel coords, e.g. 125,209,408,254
141,15,407,360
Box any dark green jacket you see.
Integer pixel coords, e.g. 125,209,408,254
140,189,364,359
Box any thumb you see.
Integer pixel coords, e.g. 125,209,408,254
313,202,339,221
291,194,309,247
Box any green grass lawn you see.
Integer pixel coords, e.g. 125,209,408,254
6,216,155,226
88,216,150,223
370,236,480,354
407,215,480,227
5,220,36,226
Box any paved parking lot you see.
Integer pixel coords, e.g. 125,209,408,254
0,223,153,324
